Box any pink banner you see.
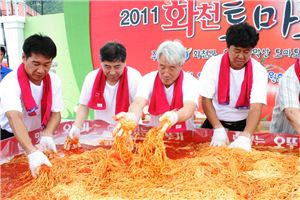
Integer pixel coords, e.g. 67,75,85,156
1,120,299,163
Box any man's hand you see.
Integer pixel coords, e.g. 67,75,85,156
64,125,81,150
37,136,57,153
229,135,252,152
68,125,81,139
113,112,138,136
158,111,178,133
27,150,52,178
210,128,229,147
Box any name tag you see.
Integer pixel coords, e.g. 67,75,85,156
97,103,103,108
175,124,182,129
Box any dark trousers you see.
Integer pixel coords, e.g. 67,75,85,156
1,129,14,140
202,119,247,131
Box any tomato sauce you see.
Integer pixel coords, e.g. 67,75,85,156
0,144,97,199
1,158,30,199
165,143,197,159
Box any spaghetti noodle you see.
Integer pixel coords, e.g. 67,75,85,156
1,121,299,199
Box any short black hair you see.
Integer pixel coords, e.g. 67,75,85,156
100,41,126,62
226,22,259,48
0,46,6,55
23,33,57,59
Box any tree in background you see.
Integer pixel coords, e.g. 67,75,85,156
26,0,63,15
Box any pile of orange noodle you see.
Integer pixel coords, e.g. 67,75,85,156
1,120,299,200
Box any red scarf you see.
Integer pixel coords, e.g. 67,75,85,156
88,67,129,114
218,52,253,109
295,58,300,81
17,63,52,127
148,71,186,132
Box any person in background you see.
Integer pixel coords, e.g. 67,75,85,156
270,58,300,134
0,45,12,82
114,40,199,135
66,41,142,143
198,22,268,151
0,34,63,177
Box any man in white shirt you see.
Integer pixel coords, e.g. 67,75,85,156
270,58,300,134
114,40,199,134
199,22,268,151
0,45,12,82
67,42,142,142
0,34,63,177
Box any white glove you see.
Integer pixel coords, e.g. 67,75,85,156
68,125,81,139
113,112,138,136
229,136,252,152
115,112,138,123
37,136,57,153
210,128,229,147
159,111,178,126
27,150,52,178
158,111,178,133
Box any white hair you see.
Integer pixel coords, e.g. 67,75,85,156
156,40,186,66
